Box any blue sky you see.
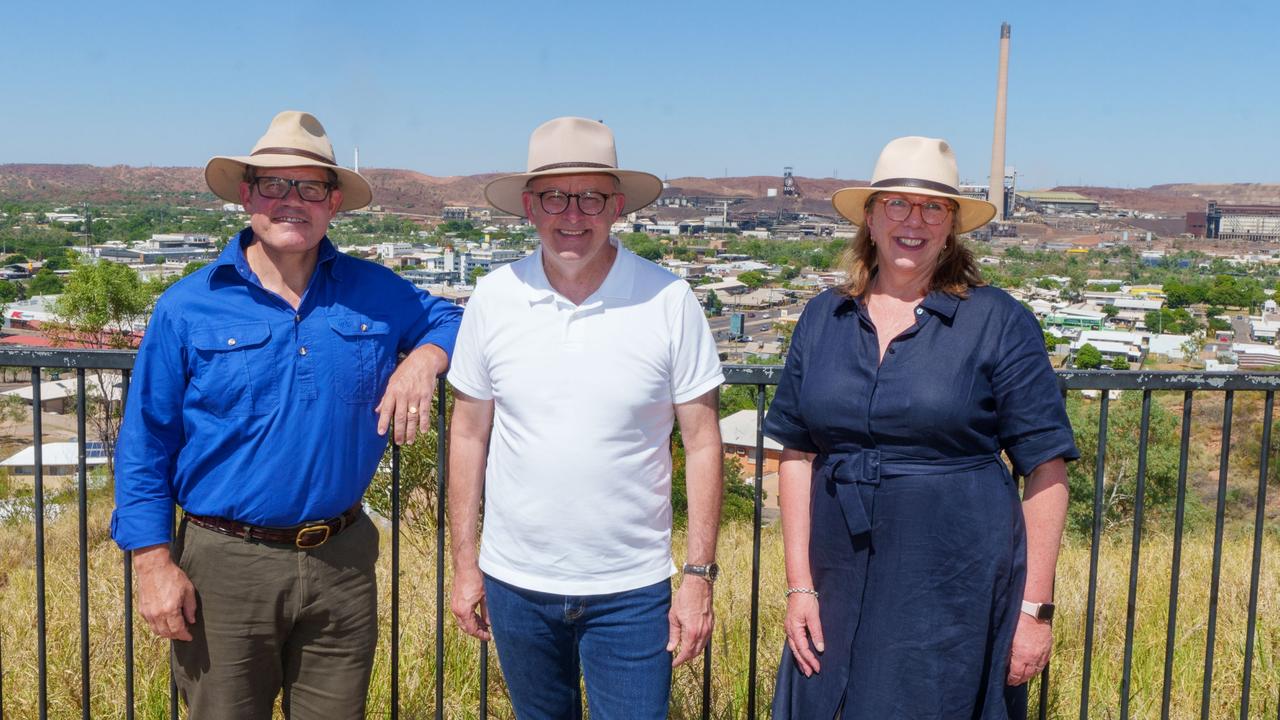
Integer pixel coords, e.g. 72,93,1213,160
2,0,1276,189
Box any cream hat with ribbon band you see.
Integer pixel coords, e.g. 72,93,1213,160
831,136,997,234
484,116,663,217
205,110,373,212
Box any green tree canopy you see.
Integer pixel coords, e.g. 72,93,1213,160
26,268,64,296
1075,343,1103,369
737,270,767,289
51,261,152,348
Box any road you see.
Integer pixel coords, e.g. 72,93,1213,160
708,300,807,342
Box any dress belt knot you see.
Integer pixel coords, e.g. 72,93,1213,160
815,450,1001,538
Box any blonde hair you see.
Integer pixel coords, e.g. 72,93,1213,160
835,195,986,298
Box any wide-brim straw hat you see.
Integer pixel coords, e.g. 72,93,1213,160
831,136,997,234
484,117,663,217
205,110,372,212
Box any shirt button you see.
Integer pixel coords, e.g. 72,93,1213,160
226,338,237,346
360,323,368,332
295,315,302,323
915,308,924,315
888,348,896,354
299,346,308,356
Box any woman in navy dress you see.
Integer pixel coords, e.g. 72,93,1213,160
764,136,1078,719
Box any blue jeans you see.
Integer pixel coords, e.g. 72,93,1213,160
483,575,673,720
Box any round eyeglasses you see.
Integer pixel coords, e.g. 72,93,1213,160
534,190,613,216
252,176,335,203
877,196,954,225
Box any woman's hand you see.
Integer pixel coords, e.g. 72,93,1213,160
784,592,825,677
1006,613,1053,685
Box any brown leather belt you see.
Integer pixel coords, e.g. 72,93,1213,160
185,504,363,549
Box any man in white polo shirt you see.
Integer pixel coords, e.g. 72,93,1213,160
447,117,725,719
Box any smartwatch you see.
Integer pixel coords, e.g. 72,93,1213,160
1021,600,1055,622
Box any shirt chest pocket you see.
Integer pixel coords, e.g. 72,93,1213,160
327,313,393,403
188,321,279,417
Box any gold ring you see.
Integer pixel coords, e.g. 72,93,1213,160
407,406,419,415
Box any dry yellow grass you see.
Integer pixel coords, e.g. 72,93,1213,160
0,494,1276,718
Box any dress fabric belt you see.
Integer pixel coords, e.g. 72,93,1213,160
814,449,1001,537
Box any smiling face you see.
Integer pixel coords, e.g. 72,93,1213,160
865,191,956,289
522,173,624,279
239,166,343,257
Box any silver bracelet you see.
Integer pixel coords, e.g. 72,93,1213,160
785,587,819,599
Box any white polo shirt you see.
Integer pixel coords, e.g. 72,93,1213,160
447,241,724,595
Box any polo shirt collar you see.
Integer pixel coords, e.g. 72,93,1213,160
210,228,341,286
523,236,635,306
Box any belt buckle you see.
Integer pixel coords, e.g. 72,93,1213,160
295,524,331,549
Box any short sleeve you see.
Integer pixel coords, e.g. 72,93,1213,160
762,302,820,453
445,291,493,401
992,303,1080,476
670,286,725,404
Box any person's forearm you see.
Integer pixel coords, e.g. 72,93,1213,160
1022,458,1068,603
683,442,723,564
446,396,493,571
779,450,815,588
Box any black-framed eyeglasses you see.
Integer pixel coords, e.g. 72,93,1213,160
877,196,954,225
534,190,613,216
252,176,336,203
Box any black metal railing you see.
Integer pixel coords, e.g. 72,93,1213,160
0,351,1275,719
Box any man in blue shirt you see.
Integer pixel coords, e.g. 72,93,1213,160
112,110,461,719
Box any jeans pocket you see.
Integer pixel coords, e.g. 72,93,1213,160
327,313,392,403
189,321,279,417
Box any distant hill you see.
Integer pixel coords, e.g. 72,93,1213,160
2,164,1276,217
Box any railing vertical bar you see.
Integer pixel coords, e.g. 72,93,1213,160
170,498,179,720
1200,390,1233,720
1036,657,1050,720
1119,390,1153,718
747,384,766,718
1161,390,1194,720
32,368,48,720
76,369,90,720
1079,390,1110,720
391,444,401,719
1239,391,1272,719
435,378,448,720
121,369,136,720
700,643,712,720
479,643,488,719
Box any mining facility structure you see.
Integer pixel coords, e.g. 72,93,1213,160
1190,201,1280,241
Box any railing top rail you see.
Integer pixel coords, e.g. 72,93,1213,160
0,347,137,370
1056,369,1280,391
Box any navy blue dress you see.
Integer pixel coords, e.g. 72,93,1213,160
764,286,1078,720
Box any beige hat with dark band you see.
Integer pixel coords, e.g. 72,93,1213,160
831,136,997,234
205,110,372,212
484,116,663,217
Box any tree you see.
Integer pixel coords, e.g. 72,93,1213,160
621,232,664,262
48,262,154,475
737,270,767,289
27,268,64,295
1101,304,1119,320
1109,356,1130,370
1065,391,1191,535
1075,343,1103,369
467,266,486,286
182,260,209,277
704,289,723,316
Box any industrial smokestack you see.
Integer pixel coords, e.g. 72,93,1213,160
354,147,360,174
988,22,1010,221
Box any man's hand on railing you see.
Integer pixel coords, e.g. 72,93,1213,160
132,545,197,641
450,564,491,641
377,343,449,446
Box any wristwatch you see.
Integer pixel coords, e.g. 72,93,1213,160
682,562,720,584
1021,600,1055,622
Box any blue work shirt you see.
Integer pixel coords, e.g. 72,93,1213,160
111,229,462,551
